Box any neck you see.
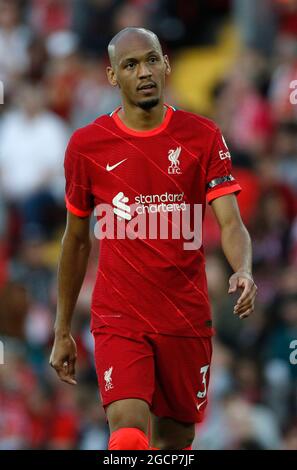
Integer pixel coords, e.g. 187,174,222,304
118,99,166,131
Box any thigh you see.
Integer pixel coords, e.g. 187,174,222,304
151,334,212,423
92,327,155,412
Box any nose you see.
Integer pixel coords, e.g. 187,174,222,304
138,61,152,79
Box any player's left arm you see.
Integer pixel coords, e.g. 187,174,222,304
210,193,257,319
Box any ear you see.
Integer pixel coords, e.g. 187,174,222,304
106,66,118,87
163,55,171,76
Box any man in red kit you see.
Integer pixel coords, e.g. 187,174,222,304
49,27,257,450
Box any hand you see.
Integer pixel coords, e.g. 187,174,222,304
228,271,257,319
49,333,77,385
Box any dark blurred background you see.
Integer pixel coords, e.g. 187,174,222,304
0,0,296,450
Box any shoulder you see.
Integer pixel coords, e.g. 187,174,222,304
173,108,220,137
68,113,112,152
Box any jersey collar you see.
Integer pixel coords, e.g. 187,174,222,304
111,104,174,137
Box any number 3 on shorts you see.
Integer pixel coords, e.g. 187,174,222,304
197,364,210,399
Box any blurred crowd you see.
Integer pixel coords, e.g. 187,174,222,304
0,0,296,450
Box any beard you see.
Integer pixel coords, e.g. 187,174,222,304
137,97,159,110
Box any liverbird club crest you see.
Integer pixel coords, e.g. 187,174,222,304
168,146,182,175
104,366,114,391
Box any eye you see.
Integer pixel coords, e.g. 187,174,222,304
126,62,136,69
148,56,158,64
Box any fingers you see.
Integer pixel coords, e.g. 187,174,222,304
234,295,257,319
50,357,77,385
60,360,77,385
234,300,253,314
68,358,77,384
228,276,239,293
228,272,257,320
232,279,257,319
234,288,255,312
236,278,252,304
234,302,255,317
239,308,254,319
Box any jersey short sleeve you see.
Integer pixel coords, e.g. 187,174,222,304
64,133,94,217
206,128,242,204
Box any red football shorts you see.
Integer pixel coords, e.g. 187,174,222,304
92,326,212,423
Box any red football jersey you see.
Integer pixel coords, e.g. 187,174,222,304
64,104,241,337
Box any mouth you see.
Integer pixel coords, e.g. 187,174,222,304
137,83,156,92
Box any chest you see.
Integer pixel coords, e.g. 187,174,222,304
89,135,208,206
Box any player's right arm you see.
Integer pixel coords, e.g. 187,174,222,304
49,211,91,385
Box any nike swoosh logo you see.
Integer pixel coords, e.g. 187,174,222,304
106,158,127,172
197,399,207,411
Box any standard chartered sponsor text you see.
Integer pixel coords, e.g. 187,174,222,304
94,191,202,250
